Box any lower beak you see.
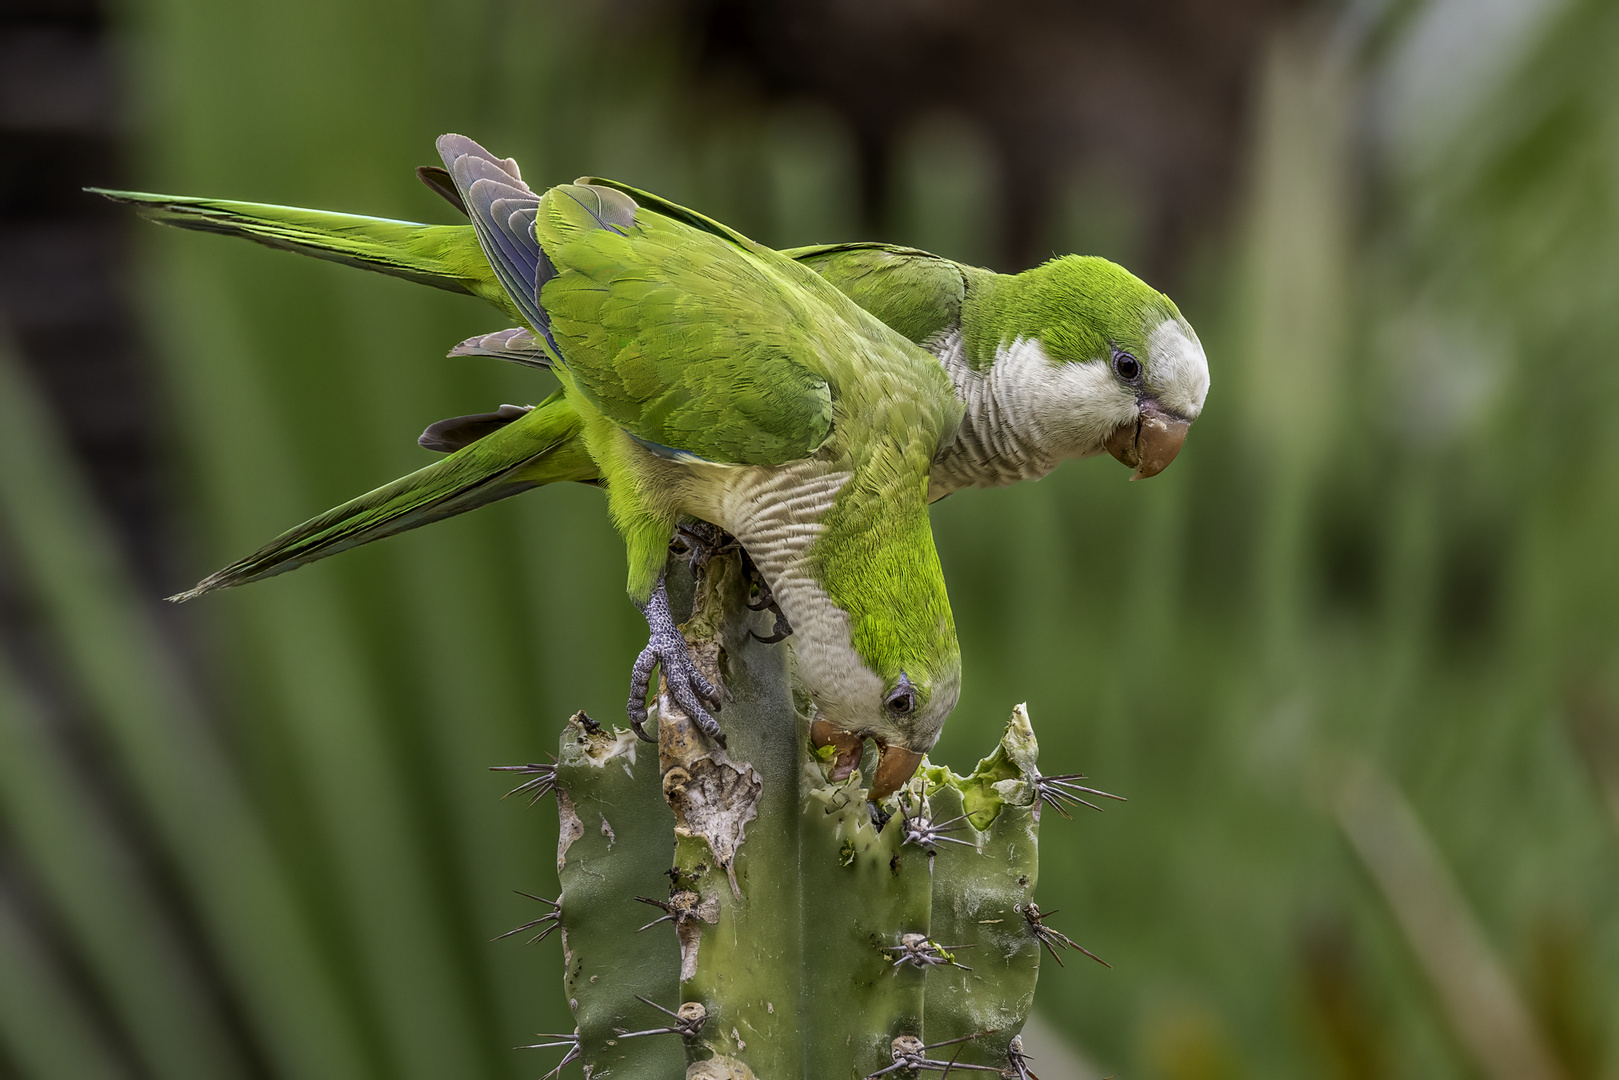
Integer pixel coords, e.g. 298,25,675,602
1104,399,1191,480
810,722,926,801
810,718,866,782
870,743,925,802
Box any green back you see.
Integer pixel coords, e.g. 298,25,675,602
535,184,959,470
784,242,969,348
536,191,834,466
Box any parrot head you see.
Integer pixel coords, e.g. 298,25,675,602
969,255,1210,481
808,662,961,804
796,509,961,803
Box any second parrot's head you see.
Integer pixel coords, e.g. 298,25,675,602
970,255,1210,480
796,506,961,803
806,660,961,805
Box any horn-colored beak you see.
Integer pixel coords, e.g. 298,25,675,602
1104,400,1191,480
870,743,926,802
810,718,866,782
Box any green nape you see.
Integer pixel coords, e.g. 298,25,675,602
961,254,1178,366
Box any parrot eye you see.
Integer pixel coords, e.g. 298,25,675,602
1112,349,1141,382
885,674,917,716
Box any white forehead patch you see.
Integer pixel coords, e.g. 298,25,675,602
1148,317,1210,418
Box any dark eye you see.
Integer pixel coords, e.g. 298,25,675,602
885,674,917,716
1113,350,1141,381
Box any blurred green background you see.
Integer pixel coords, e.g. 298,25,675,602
3,0,1618,1077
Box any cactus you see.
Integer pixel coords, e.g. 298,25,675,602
524,544,1102,1079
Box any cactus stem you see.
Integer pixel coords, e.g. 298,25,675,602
613,997,709,1040
491,757,560,805
1027,771,1125,818
1017,902,1110,968
491,891,561,943
546,561,1075,1077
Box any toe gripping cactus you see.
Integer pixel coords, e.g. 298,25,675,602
526,547,1109,1079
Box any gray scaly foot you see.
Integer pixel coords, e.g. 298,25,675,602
627,577,722,742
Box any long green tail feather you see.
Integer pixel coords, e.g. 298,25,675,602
171,392,595,600
90,188,518,316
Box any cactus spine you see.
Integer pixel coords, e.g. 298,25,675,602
537,546,1084,1079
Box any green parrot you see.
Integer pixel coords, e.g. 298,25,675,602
96,134,1210,797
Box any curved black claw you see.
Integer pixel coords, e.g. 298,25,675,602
673,522,738,577
744,564,776,611
627,578,722,741
750,606,793,645
741,554,794,644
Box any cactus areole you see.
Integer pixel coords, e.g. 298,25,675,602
529,546,1109,1079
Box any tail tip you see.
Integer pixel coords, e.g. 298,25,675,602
166,579,218,603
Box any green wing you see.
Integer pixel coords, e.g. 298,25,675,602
783,242,968,347
439,240,969,377
572,175,764,254
538,202,836,465
440,137,836,467
579,178,968,348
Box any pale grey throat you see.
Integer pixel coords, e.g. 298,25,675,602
683,459,894,740
925,331,1134,499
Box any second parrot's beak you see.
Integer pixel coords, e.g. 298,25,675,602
1105,400,1191,480
810,720,926,802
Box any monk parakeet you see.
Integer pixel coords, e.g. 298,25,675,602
443,237,1207,494
96,134,1210,798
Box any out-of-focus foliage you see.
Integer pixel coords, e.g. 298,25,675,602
1,0,1617,1078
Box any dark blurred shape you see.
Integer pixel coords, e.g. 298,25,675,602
1312,480,1384,623
1564,675,1619,838
0,0,166,588
1142,999,1245,1080
684,0,1303,274
0,4,274,1079
1299,916,1387,1080
1524,915,1608,1080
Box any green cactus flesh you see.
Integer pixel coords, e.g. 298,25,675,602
554,720,684,1080
545,552,1077,1079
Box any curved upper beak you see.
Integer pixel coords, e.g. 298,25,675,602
1104,399,1191,480
870,743,925,802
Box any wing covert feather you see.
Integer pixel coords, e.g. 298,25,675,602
537,190,838,466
